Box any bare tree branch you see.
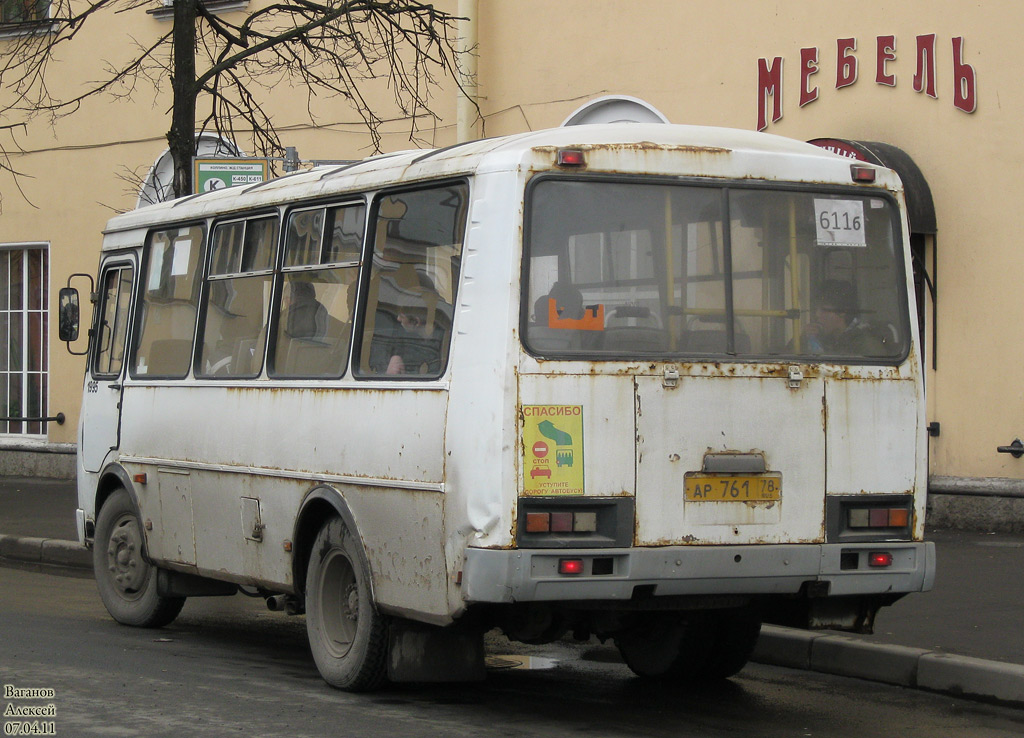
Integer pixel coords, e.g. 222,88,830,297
0,0,473,201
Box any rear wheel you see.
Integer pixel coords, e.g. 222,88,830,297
703,609,762,679
615,609,761,681
305,517,389,691
615,614,714,679
93,489,185,628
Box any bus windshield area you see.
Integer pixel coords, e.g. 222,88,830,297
524,178,910,362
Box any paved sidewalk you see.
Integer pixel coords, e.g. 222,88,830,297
2,475,1023,705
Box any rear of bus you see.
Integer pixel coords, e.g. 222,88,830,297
462,129,934,679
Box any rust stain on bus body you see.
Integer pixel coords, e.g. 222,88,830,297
527,143,732,177
531,143,732,157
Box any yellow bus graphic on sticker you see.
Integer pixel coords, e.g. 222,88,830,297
522,405,584,496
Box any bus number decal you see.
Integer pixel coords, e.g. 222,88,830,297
814,198,866,248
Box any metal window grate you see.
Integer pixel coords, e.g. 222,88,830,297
0,246,49,435
0,0,48,24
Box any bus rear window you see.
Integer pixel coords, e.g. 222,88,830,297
524,178,909,362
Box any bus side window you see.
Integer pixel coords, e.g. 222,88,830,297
356,183,467,379
131,226,205,378
269,202,364,379
197,216,278,378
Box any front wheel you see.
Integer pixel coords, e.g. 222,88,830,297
305,517,389,691
93,489,185,628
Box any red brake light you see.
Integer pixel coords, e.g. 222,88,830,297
558,558,584,575
550,512,573,532
851,164,876,182
868,552,894,568
869,508,890,527
557,149,586,167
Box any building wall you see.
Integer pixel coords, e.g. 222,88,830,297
475,0,1024,487
1,0,1021,489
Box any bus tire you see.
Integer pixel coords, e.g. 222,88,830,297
305,516,389,691
702,609,762,680
93,489,185,628
615,613,714,680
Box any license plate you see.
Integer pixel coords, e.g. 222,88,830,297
684,473,782,502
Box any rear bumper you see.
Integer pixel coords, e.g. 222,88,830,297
462,541,935,604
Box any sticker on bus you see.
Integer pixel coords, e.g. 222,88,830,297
814,198,866,248
522,405,585,495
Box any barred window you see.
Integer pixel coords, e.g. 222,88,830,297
1,0,48,24
0,246,48,435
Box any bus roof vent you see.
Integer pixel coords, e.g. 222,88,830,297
561,95,670,127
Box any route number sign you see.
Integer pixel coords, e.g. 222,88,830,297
193,158,269,194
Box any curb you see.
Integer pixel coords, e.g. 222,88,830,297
0,533,91,571
753,625,1024,707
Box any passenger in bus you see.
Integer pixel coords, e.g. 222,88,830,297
805,280,886,355
384,304,444,375
282,281,328,340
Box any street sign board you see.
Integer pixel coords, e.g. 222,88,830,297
193,158,269,194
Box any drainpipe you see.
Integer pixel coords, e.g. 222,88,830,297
456,0,479,143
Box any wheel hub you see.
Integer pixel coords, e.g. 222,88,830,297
344,583,360,622
319,549,359,657
107,516,148,595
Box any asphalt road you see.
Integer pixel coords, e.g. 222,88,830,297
3,567,1024,738
6,475,1024,666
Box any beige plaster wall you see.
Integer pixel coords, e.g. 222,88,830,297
2,0,1020,482
471,1,1021,481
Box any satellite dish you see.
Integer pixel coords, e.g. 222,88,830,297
136,134,243,208
561,96,670,126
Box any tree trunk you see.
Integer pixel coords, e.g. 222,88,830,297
168,0,198,199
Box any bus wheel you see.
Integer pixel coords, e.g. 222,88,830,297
305,517,388,691
93,489,185,628
702,609,762,679
615,614,714,679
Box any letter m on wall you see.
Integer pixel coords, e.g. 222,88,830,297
757,57,784,131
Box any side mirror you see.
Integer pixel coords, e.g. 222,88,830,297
58,287,80,343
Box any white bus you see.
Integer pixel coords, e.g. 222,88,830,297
61,123,935,690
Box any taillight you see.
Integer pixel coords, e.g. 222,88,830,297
868,552,894,568
556,148,586,167
849,507,910,529
851,164,876,182
523,511,598,534
558,558,584,575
